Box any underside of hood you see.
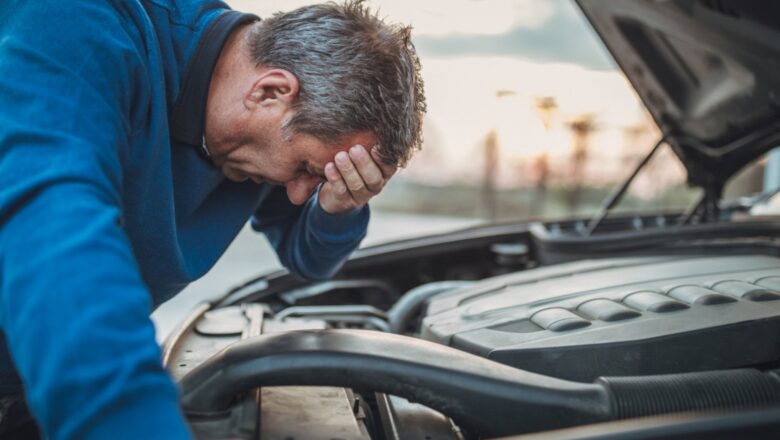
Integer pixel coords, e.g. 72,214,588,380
577,0,780,192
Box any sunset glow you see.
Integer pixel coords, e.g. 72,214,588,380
227,0,673,197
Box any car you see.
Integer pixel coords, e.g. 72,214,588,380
163,1,780,438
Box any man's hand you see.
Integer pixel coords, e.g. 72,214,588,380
319,144,396,214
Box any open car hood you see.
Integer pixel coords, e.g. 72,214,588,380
577,0,780,191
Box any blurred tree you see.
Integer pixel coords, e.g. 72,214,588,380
480,90,517,221
481,129,499,220
533,96,558,216
566,114,597,213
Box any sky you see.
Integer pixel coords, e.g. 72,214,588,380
227,0,662,188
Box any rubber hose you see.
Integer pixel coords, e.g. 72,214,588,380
598,369,780,419
387,281,473,333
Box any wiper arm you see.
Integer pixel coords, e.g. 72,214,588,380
585,135,668,235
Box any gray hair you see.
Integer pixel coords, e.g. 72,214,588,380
247,0,426,167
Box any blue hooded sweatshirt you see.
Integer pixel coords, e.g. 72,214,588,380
0,0,368,438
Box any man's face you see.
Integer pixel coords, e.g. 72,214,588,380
209,125,378,205
202,60,379,205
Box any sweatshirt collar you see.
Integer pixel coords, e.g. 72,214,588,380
169,10,259,149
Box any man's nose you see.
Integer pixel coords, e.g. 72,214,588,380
285,175,323,205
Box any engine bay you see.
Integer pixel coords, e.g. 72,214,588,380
165,242,780,439
159,0,780,434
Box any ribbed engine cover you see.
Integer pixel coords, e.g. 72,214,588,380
421,255,780,382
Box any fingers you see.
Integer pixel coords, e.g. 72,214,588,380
348,145,384,192
333,145,387,200
320,162,358,214
334,150,366,195
318,144,397,214
324,162,348,197
370,147,397,179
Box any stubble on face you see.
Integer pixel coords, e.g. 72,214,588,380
202,23,265,181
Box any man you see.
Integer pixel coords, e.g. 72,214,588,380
0,0,425,438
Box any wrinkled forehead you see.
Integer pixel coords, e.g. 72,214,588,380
297,130,382,176
336,131,379,151
337,130,396,166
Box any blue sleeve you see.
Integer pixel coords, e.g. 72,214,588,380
251,186,369,280
0,2,190,439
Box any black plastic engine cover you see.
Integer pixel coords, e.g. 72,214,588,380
421,255,780,382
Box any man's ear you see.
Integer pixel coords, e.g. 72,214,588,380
245,68,299,110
